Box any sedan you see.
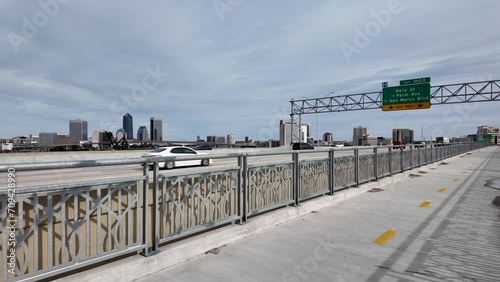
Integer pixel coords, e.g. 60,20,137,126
142,146,212,169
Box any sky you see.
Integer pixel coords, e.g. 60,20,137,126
1,0,499,142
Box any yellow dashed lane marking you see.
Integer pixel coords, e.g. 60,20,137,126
438,188,447,193
419,201,432,208
453,179,460,182
374,230,397,245
462,172,467,174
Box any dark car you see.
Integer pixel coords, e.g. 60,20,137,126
292,142,315,150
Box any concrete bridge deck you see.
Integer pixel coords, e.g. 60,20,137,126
58,146,500,282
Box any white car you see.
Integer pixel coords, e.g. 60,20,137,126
334,144,344,147
142,146,212,169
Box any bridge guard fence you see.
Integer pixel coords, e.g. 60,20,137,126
0,142,490,281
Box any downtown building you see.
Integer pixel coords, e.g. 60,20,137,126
393,128,414,144
39,132,58,146
279,120,309,146
116,128,126,141
323,132,333,144
91,129,112,149
352,126,368,146
353,126,378,146
123,113,134,140
226,134,235,144
69,118,88,144
137,126,149,142
150,117,163,142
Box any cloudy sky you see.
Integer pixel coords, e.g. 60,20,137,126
1,0,499,142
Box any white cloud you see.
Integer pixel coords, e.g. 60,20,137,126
1,0,499,141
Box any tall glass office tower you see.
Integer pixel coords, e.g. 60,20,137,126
123,113,134,140
150,117,163,141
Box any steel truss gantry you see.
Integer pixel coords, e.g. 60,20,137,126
289,79,500,144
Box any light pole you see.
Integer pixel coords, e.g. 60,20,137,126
428,123,438,144
316,112,319,147
301,92,334,147
393,113,407,131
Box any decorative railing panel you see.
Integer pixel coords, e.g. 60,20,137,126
377,152,390,178
391,151,402,172
158,169,239,244
418,149,425,166
334,156,356,190
359,154,375,184
247,163,293,216
0,180,144,281
425,148,432,164
402,151,412,170
411,149,419,168
299,159,329,200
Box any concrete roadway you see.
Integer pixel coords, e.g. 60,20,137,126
0,147,387,189
127,146,500,282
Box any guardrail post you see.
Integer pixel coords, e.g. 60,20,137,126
328,150,335,195
409,145,413,169
388,146,393,175
140,160,150,256
416,145,420,167
293,152,300,206
151,161,159,254
238,155,248,223
430,144,433,162
424,145,427,164
373,147,378,181
400,146,404,172
355,149,359,186
141,160,159,256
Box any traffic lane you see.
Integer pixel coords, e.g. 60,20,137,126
0,149,386,189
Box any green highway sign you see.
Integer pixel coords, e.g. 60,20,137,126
483,134,493,140
382,83,431,111
400,77,431,85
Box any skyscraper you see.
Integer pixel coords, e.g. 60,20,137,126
279,120,309,146
227,134,235,144
137,126,149,141
392,129,414,144
150,117,163,141
323,132,333,143
69,118,88,144
123,113,133,140
352,126,368,146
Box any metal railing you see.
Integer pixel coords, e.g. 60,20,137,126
0,142,489,281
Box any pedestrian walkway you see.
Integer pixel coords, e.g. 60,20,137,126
135,146,500,282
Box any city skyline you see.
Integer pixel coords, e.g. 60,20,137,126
1,1,499,141
2,114,497,144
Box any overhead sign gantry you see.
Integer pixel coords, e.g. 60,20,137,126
289,79,500,144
